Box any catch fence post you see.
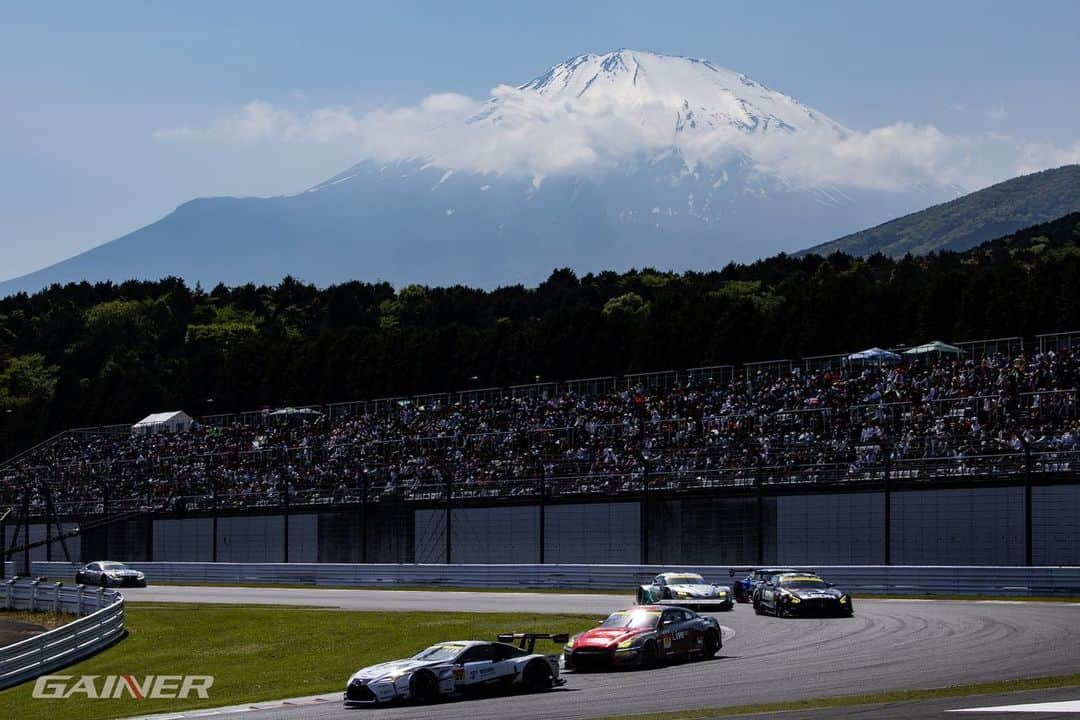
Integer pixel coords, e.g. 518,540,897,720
755,458,765,565
283,474,290,564
445,463,453,564
538,459,546,565
1024,446,1033,567
360,469,368,564
884,453,892,566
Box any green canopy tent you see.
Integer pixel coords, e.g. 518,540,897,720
902,341,965,356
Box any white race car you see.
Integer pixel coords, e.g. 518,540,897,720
344,634,566,706
636,572,734,611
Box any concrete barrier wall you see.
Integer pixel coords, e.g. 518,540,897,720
1033,485,1080,565
9,484,1078,567
774,493,885,565
890,487,1026,565
3,523,81,563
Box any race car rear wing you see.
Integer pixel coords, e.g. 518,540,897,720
497,633,570,653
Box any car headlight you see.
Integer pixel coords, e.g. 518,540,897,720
566,634,580,648
717,589,727,596
786,594,801,603
384,669,407,681
617,638,637,650
839,595,849,604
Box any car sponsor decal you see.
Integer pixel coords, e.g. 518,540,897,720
661,634,672,649
452,667,464,680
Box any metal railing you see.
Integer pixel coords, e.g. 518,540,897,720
18,562,1080,596
0,578,125,690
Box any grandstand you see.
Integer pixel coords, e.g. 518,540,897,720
3,331,1080,569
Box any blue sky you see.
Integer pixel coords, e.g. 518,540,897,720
2,0,1079,280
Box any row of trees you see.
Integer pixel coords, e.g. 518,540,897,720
2,212,1079,457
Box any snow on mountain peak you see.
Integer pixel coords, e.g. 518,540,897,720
474,49,848,139
320,49,956,193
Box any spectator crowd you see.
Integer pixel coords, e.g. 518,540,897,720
2,347,1079,514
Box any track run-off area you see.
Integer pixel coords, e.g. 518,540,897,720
118,586,1080,720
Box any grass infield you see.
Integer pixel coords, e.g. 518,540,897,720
0,603,597,720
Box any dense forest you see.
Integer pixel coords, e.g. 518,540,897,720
2,211,1079,457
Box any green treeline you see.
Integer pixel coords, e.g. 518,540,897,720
1,212,1079,456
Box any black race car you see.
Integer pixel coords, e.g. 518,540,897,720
754,573,853,618
730,567,803,604
75,561,147,588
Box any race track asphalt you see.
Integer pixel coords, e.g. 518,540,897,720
121,588,1080,720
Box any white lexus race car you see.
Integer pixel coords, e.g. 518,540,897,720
344,633,566,706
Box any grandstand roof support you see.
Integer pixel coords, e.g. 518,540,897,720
884,454,892,566
0,510,8,579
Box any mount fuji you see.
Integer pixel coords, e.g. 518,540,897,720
1,50,956,295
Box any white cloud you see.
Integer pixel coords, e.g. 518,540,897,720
154,91,1074,194
154,101,361,145
985,104,1008,121
1015,140,1080,176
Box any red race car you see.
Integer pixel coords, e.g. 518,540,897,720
562,605,721,671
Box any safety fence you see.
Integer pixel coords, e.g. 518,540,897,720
22,561,1080,597
0,578,125,690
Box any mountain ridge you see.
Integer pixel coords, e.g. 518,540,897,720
801,165,1080,257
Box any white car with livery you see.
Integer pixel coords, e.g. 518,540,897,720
344,634,566,706
636,572,734,611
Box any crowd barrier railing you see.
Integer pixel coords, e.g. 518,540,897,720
0,578,125,690
20,561,1080,597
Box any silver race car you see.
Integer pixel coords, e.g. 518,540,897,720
636,571,734,611
74,561,147,588
344,633,566,706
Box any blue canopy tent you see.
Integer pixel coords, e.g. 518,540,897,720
847,347,902,365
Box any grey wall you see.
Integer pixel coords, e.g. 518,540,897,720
773,492,885,564
153,518,213,561
317,511,363,562
1033,484,1080,565
414,509,446,564
217,515,285,563
450,507,541,563
544,502,641,564
891,487,1026,565
648,497,759,564
3,523,80,563
287,514,318,563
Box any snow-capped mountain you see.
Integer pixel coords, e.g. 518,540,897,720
0,50,954,296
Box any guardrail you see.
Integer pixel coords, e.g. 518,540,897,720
24,561,1080,597
0,578,125,690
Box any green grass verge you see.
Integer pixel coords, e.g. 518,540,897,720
600,673,1080,720
0,603,596,720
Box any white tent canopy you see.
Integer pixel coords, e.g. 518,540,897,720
132,410,193,436
902,341,965,356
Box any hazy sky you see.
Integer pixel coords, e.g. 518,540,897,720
2,0,1079,280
